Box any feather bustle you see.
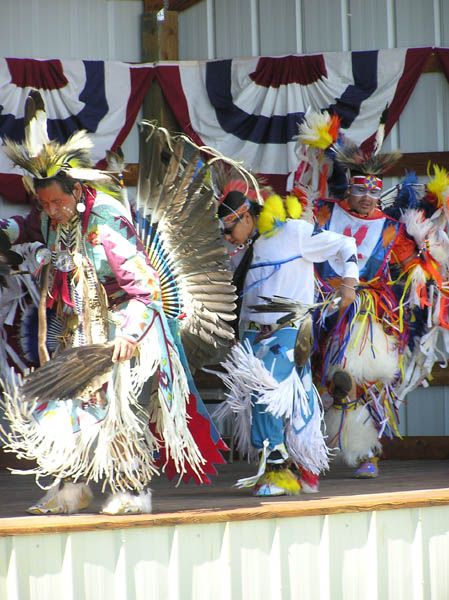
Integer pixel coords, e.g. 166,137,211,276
136,122,238,368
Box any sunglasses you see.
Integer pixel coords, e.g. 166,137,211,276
350,185,382,199
221,220,239,235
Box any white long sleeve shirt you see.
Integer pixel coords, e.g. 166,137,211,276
240,219,358,325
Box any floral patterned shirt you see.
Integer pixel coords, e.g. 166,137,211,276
0,187,161,342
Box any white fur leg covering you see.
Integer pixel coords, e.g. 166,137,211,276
325,404,382,467
101,489,152,515
28,481,93,515
342,318,399,384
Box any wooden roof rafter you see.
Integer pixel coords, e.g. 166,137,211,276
144,0,202,12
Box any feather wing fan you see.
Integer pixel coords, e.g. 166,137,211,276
19,344,114,402
135,122,237,369
14,122,238,404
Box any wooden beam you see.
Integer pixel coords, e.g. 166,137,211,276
122,151,449,187
382,436,449,460
144,0,202,12
389,152,449,177
2,487,449,536
142,9,178,61
427,364,449,386
141,8,179,130
423,51,443,73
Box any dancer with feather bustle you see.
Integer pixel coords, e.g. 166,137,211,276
213,177,359,496
293,109,420,479
0,90,238,514
381,165,449,400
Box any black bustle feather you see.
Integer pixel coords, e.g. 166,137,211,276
0,230,24,287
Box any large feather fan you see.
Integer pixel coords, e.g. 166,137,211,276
135,122,237,369
14,122,239,402
19,344,114,402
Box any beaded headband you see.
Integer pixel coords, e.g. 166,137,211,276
219,199,251,229
350,174,383,191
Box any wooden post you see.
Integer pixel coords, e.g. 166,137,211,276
142,2,179,131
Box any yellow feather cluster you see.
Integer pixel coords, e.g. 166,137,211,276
258,194,303,235
285,194,303,219
297,111,336,150
257,469,301,495
258,194,286,234
427,164,449,207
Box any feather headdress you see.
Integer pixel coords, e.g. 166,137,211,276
333,139,402,177
3,89,120,196
426,163,449,209
293,109,342,197
211,162,265,205
296,110,341,150
333,104,401,180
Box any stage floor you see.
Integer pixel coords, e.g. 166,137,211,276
1,459,449,520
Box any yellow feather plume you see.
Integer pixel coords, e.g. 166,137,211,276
297,111,340,150
258,194,287,235
427,164,449,207
285,194,303,219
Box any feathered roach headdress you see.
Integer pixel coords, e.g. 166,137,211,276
212,162,265,231
296,110,341,151
293,109,342,198
333,106,402,193
212,162,264,205
3,89,120,197
333,139,402,184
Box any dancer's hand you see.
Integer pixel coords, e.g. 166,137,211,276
337,278,357,310
112,336,137,363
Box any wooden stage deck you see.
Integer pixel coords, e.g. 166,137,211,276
1,459,449,535
2,459,449,600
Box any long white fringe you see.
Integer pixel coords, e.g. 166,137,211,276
217,340,309,419
214,341,329,473
397,326,449,400
285,385,330,474
147,342,206,484
212,390,256,462
1,323,206,492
